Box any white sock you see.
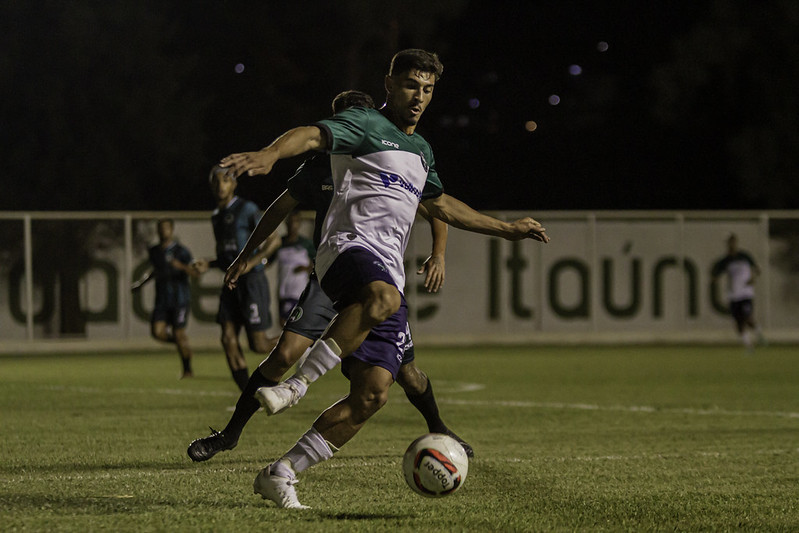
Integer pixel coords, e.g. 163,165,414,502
742,331,752,348
277,427,336,476
295,338,342,384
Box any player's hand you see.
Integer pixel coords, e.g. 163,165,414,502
191,259,210,275
507,217,549,243
418,254,445,293
224,259,249,289
219,150,277,178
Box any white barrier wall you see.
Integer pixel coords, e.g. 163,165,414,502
1,211,799,347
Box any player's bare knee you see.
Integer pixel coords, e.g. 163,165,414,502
276,340,301,366
249,337,270,354
350,390,388,424
220,332,238,352
151,324,168,342
263,344,296,376
364,285,400,324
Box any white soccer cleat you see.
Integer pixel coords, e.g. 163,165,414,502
253,466,310,509
254,380,306,415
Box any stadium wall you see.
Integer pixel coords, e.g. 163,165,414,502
1,211,798,353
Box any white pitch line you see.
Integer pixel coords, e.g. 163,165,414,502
40,384,238,397
437,398,799,419
36,384,799,420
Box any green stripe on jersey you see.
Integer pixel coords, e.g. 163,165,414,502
316,107,443,197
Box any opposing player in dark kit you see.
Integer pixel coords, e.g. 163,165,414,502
191,168,280,390
131,218,196,378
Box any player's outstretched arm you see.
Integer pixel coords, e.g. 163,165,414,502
130,270,153,292
416,203,447,293
225,190,299,289
421,193,550,243
219,126,327,178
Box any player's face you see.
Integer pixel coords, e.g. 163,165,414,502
210,173,237,203
385,69,436,131
157,221,173,244
288,214,300,235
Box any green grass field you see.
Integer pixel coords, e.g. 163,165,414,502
2,344,798,532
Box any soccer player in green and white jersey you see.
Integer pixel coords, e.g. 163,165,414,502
220,49,549,509
711,233,765,349
187,91,472,466
270,210,315,327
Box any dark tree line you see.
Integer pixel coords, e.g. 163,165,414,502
2,1,798,212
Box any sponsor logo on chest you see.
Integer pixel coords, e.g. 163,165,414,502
379,172,422,199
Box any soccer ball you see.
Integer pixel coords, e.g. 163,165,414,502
402,433,469,497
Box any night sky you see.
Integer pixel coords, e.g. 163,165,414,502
3,1,798,212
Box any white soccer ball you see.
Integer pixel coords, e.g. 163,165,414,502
402,433,469,497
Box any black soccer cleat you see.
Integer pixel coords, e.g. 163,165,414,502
187,427,237,462
444,430,475,458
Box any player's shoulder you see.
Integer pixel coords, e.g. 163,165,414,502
317,105,375,126
410,128,430,144
299,154,331,173
713,254,731,268
338,105,379,118
237,197,260,213
409,130,435,155
289,155,332,188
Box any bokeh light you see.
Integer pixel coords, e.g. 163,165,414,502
569,64,583,76
548,94,561,106
597,41,609,52
468,98,480,109
524,121,538,132
234,63,245,74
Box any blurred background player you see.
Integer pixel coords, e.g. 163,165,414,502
192,167,280,390
271,210,315,327
711,233,765,350
187,90,472,465
131,218,196,378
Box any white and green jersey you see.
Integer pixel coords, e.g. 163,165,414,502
313,107,443,293
712,251,758,303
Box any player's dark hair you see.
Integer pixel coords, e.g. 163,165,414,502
157,218,174,228
388,49,443,80
332,90,375,114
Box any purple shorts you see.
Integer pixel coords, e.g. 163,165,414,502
341,297,408,379
320,246,397,309
321,247,406,379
